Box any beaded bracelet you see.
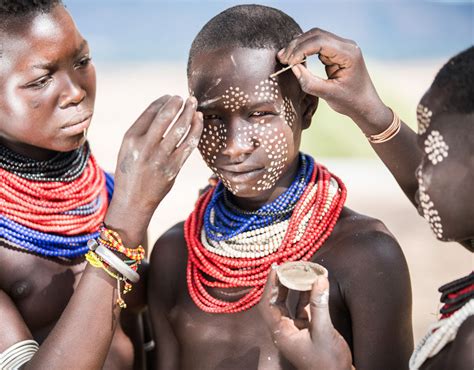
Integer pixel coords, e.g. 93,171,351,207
88,239,140,283
85,249,131,308
366,109,401,144
98,226,145,263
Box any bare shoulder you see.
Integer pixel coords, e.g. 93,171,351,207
327,206,405,264
321,207,411,300
148,222,188,307
447,315,474,369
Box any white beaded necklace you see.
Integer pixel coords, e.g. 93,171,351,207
201,177,339,258
409,299,474,369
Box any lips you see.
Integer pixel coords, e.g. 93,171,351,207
61,113,93,135
217,166,265,183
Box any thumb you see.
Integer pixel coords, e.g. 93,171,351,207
291,64,334,100
309,275,334,336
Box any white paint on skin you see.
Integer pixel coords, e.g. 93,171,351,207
199,78,296,195
416,167,444,239
424,130,449,165
30,14,62,39
417,104,432,135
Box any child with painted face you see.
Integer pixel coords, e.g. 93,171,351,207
0,1,202,369
148,5,413,370
259,30,473,370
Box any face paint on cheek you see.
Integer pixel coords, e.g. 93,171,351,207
417,104,432,135
416,167,444,239
424,130,449,165
199,122,242,194
241,117,289,193
281,97,297,128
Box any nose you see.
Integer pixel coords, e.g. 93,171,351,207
58,74,86,109
220,119,256,161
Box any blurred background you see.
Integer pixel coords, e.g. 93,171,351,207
66,0,473,342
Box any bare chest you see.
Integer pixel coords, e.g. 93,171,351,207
170,296,296,370
0,246,85,337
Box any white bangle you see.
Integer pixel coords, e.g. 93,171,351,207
0,339,39,370
95,244,140,283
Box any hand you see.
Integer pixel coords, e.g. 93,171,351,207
278,28,392,134
258,269,353,370
105,95,203,244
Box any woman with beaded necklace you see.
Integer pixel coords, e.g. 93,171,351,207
258,31,473,370
0,1,202,369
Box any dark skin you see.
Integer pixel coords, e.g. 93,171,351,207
259,28,473,369
148,47,413,370
0,5,203,369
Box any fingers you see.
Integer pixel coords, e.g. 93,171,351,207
126,95,173,137
258,269,290,330
146,96,187,144
278,28,358,68
291,64,335,99
173,110,203,166
294,290,311,330
309,275,334,338
159,96,198,154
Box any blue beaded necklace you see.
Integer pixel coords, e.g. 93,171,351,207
204,153,314,241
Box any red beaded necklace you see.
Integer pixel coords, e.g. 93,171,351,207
185,163,347,313
1,154,107,235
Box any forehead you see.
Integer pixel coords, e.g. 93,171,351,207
0,6,83,73
189,47,280,97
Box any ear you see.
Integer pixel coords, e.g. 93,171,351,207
300,93,318,130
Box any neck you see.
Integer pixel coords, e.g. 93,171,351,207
229,155,301,211
0,138,58,161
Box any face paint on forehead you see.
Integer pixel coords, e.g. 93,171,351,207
424,130,449,165
417,104,432,135
254,78,279,101
416,167,444,239
222,86,249,112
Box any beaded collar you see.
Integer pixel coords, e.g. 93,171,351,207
185,153,347,313
0,142,114,258
0,143,90,181
410,272,474,369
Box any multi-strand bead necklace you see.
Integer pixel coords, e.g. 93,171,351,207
0,143,114,258
409,272,474,369
185,153,347,313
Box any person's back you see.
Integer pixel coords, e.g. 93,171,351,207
147,5,413,370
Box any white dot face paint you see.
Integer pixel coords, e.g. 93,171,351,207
198,80,298,195
424,130,449,165
416,167,444,239
191,48,304,198
417,104,432,135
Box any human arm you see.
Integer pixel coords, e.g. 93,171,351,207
278,28,422,205
0,96,202,369
339,229,414,369
147,224,187,370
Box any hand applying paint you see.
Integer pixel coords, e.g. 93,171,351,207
105,95,203,246
259,269,354,370
277,28,393,136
